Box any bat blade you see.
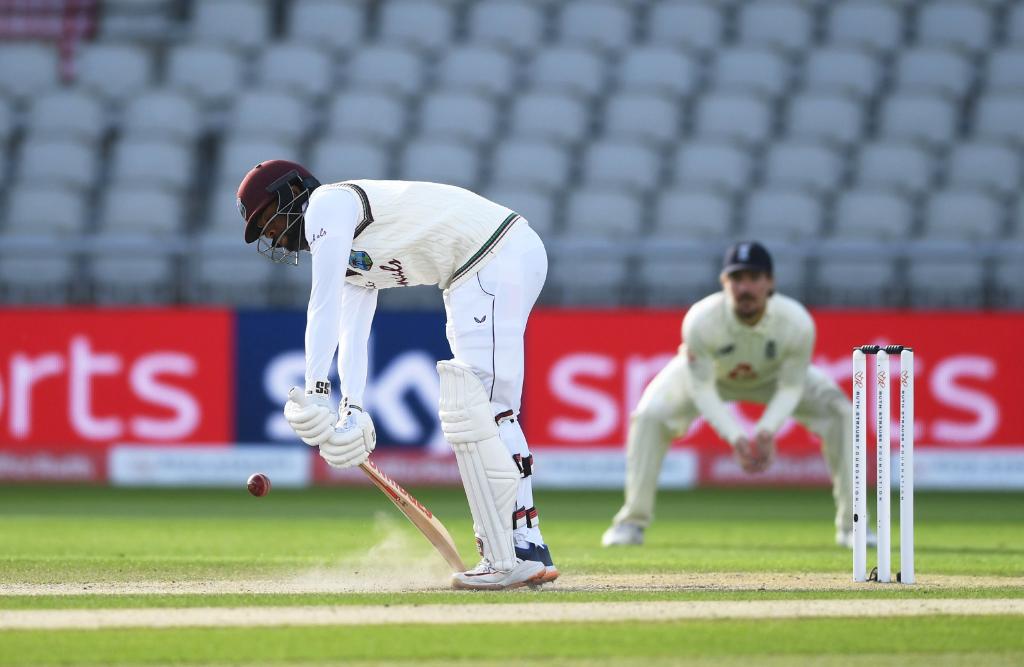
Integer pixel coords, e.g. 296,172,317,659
359,459,467,572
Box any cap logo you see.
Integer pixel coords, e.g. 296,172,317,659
236,197,247,221
738,243,751,261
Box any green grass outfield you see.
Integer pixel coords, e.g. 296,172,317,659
0,485,1022,666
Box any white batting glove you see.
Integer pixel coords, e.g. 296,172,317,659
284,387,337,447
319,405,376,469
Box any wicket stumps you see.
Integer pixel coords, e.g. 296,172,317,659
852,345,915,584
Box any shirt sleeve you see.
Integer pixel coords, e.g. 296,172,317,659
337,281,378,407
755,312,816,435
683,311,746,446
303,188,361,396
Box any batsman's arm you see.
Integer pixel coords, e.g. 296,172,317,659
304,188,360,392
337,282,377,408
755,317,815,435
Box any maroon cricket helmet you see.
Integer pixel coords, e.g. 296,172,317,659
236,159,321,244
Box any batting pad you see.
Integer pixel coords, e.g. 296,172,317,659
437,360,519,571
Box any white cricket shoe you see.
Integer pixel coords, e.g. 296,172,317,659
836,528,878,549
601,522,644,547
451,558,546,591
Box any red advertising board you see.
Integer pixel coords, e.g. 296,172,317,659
0,310,233,469
524,310,1024,485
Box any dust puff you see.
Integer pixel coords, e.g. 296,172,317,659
284,511,458,593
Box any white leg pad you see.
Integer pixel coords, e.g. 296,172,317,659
437,360,519,571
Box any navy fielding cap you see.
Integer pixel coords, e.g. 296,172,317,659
722,241,773,276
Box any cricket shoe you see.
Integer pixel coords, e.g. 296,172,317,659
451,558,546,591
835,528,878,549
516,543,559,583
601,522,644,547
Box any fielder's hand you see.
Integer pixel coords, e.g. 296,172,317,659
733,432,774,474
284,387,337,446
319,405,376,469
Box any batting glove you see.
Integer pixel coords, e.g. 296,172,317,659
319,405,376,469
284,386,338,447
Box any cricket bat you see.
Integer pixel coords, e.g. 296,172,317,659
359,459,467,572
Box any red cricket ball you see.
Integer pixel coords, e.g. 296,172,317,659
247,473,271,497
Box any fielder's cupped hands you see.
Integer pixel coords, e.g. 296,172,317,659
733,431,775,474
284,387,376,468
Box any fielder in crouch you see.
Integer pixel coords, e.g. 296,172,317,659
236,160,556,590
602,242,869,549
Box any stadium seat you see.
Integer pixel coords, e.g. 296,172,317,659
894,48,972,99
549,258,628,305
229,90,308,142
917,1,992,55
309,138,390,183
770,255,810,302
437,46,515,98
974,94,1024,144
122,90,202,142
0,43,59,101
257,42,333,101
530,47,606,98
879,94,957,148
379,0,454,53
166,43,243,107
0,242,76,302
8,185,86,236
832,190,914,240
26,90,105,145
206,184,249,236
652,190,733,239
737,1,812,53
399,139,479,189
193,234,274,305
109,138,193,192
993,258,1024,307
814,259,900,306
508,92,589,145
491,140,571,190
712,47,791,98
827,1,902,53
802,48,881,99
946,142,1020,198
907,258,985,307
603,93,679,145
671,142,754,195
90,255,176,304
558,0,633,53
923,189,1002,241
616,47,698,97
743,189,824,240
1011,4,1024,46
482,185,557,237
694,93,772,146
986,50,1024,92
641,258,720,306
564,189,643,238
18,139,98,191
580,140,661,192
466,0,545,53
76,43,153,103
786,93,864,146
217,137,301,185
419,92,498,145
763,142,843,195
326,91,407,143
855,142,933,196
647,1,724,54
0,99,11,145
98,187,184,237
191,0,269,51
287,0,365,53
346,45,425,97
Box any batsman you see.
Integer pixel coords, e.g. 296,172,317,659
602,241,871,549
236,160,556,590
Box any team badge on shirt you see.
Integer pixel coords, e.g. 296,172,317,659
348,250,373,271
765,340,777,359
